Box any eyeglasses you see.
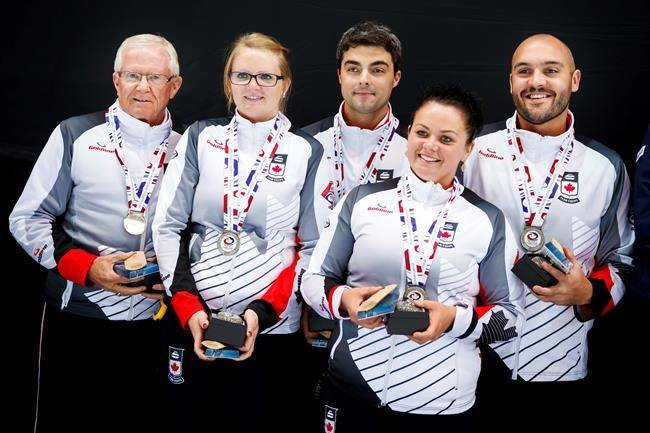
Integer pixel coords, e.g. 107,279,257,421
118,71,174,86
229,71,284,87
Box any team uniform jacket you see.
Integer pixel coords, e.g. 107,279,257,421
463,113,634,382
630,125,650,300
152,113,321,334
302,172,524,414
300,104,408,261
9,102,179,320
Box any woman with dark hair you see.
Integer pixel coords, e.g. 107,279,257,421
302,85,524,431
153,32,321,431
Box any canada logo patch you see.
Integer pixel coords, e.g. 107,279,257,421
266,154,287,182
168,347,185,384
324,405,337,433
437,222,458,248
559,172,580,204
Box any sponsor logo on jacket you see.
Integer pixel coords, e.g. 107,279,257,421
478,148,505,160
88,141,115,154
437,222,458,248
266,154,287,182
558,172,580,204
367,203,393,214
207,139,226,151
33,244,48,264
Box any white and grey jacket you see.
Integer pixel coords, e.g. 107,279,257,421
298,104,408,283
152,113,322,334
302,172,524,414
462,114,634,382
294,104,408,300
9,102,179,320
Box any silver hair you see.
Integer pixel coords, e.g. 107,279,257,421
114,34,180,76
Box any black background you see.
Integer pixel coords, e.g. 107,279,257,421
3,0,649,429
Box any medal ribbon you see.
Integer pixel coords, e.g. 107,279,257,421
223,112,290,234
505,112,574,228
397,174,461,287
329,103,399,204
220,112,289,312
105,103,170,216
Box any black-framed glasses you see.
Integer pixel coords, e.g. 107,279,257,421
229,71,284,87
118,71,174,86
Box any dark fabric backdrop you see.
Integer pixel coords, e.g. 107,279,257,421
2,0,648,430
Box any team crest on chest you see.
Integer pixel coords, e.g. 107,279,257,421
266,154,288,182
437,222,458,248
559,172,580,204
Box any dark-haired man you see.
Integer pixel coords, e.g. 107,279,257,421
294,21,409,429
300,20,408,329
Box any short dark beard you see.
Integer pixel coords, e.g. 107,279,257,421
513,90,570,125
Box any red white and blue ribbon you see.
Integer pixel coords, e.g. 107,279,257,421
397,173,461,287
329,103,399,204
505,112,574,228
222,111,290,234
105,102,169,216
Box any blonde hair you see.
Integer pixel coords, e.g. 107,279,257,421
223,33,292,113
114,34,180,76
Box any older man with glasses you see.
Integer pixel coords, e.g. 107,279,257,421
9,34,182,432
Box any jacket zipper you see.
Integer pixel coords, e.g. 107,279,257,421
380,335,397,406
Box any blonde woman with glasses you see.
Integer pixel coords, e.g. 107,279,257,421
153,32,321,431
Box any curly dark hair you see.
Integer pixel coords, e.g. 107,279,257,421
409,84,484,143
336,21,402,72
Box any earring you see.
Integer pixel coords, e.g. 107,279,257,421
282,92,287,98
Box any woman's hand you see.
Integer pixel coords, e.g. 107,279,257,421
236,309,260,361
340,286,386,329
188,310,212,361
409,300,456,344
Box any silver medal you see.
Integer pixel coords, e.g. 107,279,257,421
520,226,545,253
397,285,427,312
123,212,146,236
215,310,245,325
217,230,240,256
404,285,427,303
